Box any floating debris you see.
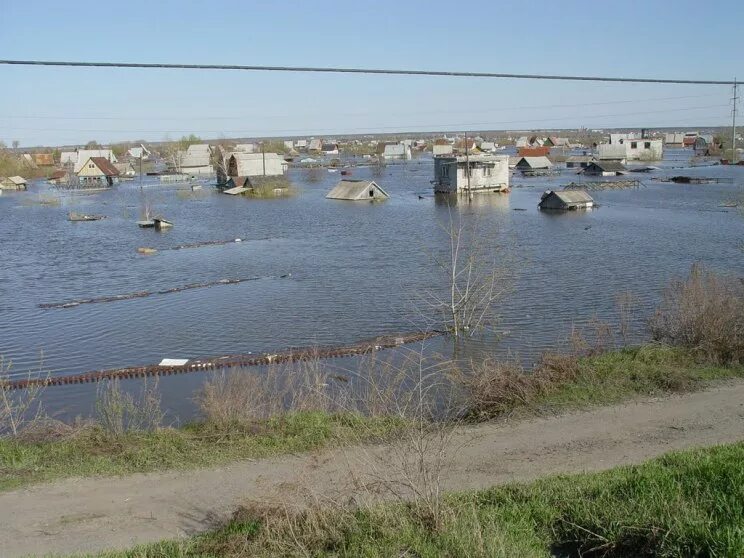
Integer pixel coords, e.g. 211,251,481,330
655,176,732,184
38,274,291,309
1,331,443,391
153,217,173,229
137,247,158,255
564,179,642,191
68,212,105,222
137,220,155,228
168,238,252,250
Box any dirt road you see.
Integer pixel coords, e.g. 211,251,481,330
2,381,743,557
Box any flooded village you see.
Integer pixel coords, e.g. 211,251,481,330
0,127,741,416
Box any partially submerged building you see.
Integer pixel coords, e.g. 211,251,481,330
664,133,684,147
176,144,214,175
433,154,510,194
566,155,595,169
380,142,412,160
0,176,28,190
581,160,627,176
515,156,553,170
114,162,137,176
127,144,151,160
693,135,720,155
219,152,288,187
76,157,120,187
538,189,594,210
598,136,663,161
326,179,389,201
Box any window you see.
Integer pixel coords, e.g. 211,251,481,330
630,142,638,149
369,189,374,197
441,165,449,178
644,142,651,149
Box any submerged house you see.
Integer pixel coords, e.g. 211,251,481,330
515,156,553,171
581,161,627,176
664,133,684,147
433,154,510,194
693,135,720,155
176,144,214,175
0,176,28,190
114,162,137,176
598,136,662,161
432,140,454,156
71,149,117,173
566,155,595,169
308,138,323,153
538,189,594,210
380,142,412,160
321,143,339,156
219,152,288,187
544,137,570,148
76,157,120,187
127,144,151,160
326,179,389,201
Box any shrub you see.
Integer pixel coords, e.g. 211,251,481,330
649,265,744,364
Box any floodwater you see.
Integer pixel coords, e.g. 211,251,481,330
1,149,742,420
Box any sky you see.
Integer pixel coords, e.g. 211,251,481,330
1,0,743,147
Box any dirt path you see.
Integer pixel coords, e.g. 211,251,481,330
2,381,744,557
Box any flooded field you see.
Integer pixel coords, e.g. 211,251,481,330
1,149,742,419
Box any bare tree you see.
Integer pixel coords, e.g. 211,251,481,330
0,359,47,438
416,206,513,337
11,140,19,151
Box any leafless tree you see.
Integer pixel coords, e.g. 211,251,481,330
415,206,513,337
0,358,47,438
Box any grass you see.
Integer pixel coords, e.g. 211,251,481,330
0,412,404,492
461,344,744,420
84,442,744,557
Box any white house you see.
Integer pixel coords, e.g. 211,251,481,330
295,139,308,150
234,143,258,154
432,143,453,156
321,143,339,156
598,137,662,161
433,154,510,194
308,138,323,152
227,152,287,178
127,144,151,160
176,144,214,175
381,143,412,160
68,149,117,173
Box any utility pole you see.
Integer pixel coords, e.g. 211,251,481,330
261,141,266,176
139,151,143,190
731,78,738,164
464,132,472,202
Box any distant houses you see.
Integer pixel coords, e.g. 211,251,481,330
566,155,595,169
308,139,323,153
538,190,594,211
59,149,118,173
326,179,389,201
127,144,151,160
0,176,28,190
114,161,137,176
432,139,453,156
321,143,339,156
693,135,721,155
76,157,120,187
433,154,510,194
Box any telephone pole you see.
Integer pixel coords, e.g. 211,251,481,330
731,78,738,164
464,132,472,202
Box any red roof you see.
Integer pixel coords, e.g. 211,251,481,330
518,146,551,157
88,157,120,176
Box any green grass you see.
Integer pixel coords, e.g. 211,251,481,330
0,412,404,492
540,345,744,409
466,345,744,420
85,442,744,557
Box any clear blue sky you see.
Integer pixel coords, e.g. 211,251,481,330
1,0,742,147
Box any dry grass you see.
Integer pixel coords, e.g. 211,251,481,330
95,377,164,435
649,264,744,364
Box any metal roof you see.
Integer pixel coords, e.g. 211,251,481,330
326,179,389,201
551,190,594,203
516,156,553,169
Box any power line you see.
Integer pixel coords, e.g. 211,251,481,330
1,104,727,135
0,94,715,122
0,59,738,85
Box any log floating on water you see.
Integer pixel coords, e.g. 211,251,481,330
1,331,443,391
38,275,291,309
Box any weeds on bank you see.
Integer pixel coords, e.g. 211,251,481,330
92,442,744,558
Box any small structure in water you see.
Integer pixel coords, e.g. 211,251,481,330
326,179,389,201
432,154,510,193
581,161,627,176
515,156,553,175
539,190,594,211
0,176,28,191
68,212,105,222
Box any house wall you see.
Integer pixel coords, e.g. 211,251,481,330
598,139,662,160
433,144,453,156
77,161,105,178
434,156,509,193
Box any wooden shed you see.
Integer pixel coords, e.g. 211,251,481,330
326,180,389,201
581,161,627,176
538,189,594,210
0,176,28,190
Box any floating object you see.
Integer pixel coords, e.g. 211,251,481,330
137,220,155,228
327,168,338,173
340,170,351,176
326,179,389,201
153,217,173,229
223,186,248,195
235,238,242,242
68,212,105,222
191,184,202,191
137,247,157,255
159,358,189,366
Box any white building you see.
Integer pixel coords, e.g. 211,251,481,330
234,143,258,154
433,154,510,194
432,143,453,156
63,149,118,173
127,144,151,160
598,137,662,161
227,152,287,177
381,143,412,160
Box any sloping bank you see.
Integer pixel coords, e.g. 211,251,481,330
0,344,742,492
89,442,744,558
